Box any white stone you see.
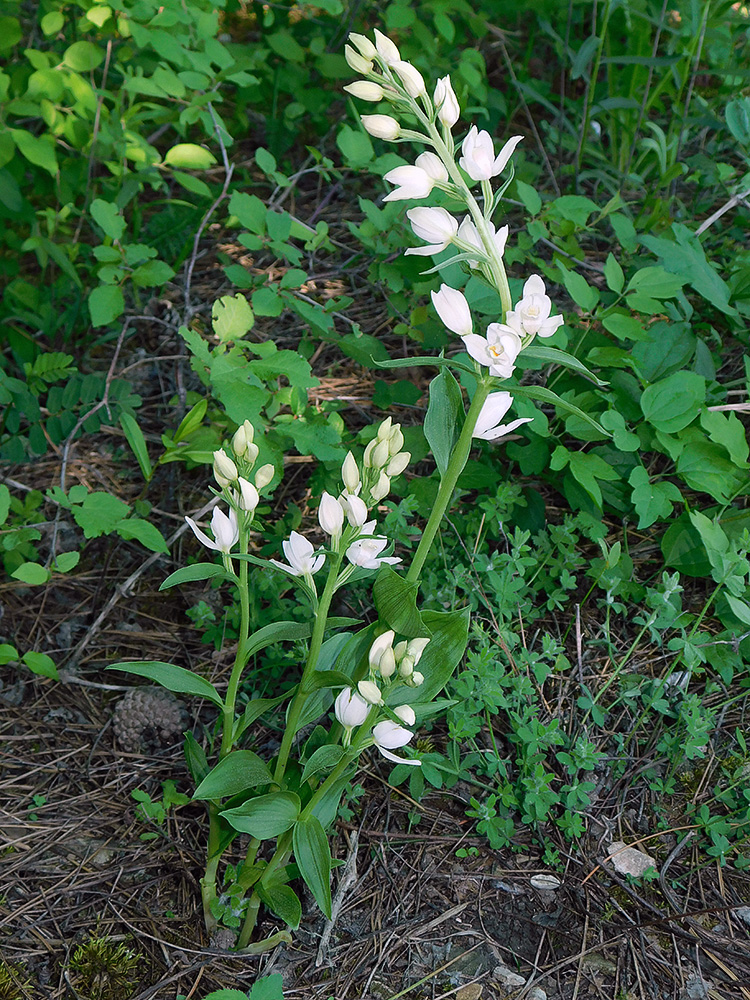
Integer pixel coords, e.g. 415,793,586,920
530,873,561,891
493,965,526,988
607,841,656,878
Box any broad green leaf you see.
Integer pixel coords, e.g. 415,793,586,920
724,594,750,626
23,650,58,679
567,451,619,508
559,264,599,312
108,661,224,707
293,815,332,919
89,285,124,327
626,266,685,313
640,372,704,433
221,791,300,839
11,129,57,175
246,620,313,658
661,517,711,576
53,551,80,573
641,224,735,316
424,368,463,476
301,745,344,784
628,466,682,529
305,669,353,691
631,321,695,382
389,607,470,707
90,199,125,241
603,253,624,293
516,179,541,215
160,564,230,590
601,313,648,342
164,143,216,170
11,562,50,585
373,565,425,637
113,517,169,553
0,16,22,50
193,751,274,800
184,731,210,785
120,413,152,480
212,294,254,342
700,410,749,467
0,644,18,665
233,692,290,741
256,882,301,930
229,191,267,233
131,260,175,288
549,195,599,227
727,96,750,146
521,344,608,387
336,124,374,167
677,443,744,502
64,40,105,70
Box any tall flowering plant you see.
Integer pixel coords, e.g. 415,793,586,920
109,28,605,954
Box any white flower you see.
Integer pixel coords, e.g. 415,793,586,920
392,60,426,98
372,720,420,765
213,448,238,488
341,451,361,494
235,477,259,512
344,45,373,75
473,392,533,441
431,284,472,337
254,463,274,489
232,420,254,458
370,472,391,503
415,152,448,182
459,127,523,182
185,507,239,554
344,81,385,102
411,671,424,686
406,637,430,665
394,704,416,726
270,531,325,577
378,647,396,678
341,493,369,527
463,322,524,379
386,452,410,477
433,75,460,128
383,164,435,202
361,114,401,140
346,537,400,569
405,206,458,256
348,32,377,60
335,688,370,728
457,216,509,268
508,274,564,338
358,679,384,705
318,492,345,540
369,630,396,671
373,28,401,66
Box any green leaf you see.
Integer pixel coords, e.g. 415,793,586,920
559,264,599,312
120,413,152,480
10,130,57,175
193,751,274,800
549,195,599,227
626,266,685,313
108,661,224,708
508,383,608,436
727,96,750,146
336,124,374,167
256,882,301,930
628,466,682,529
113,517,169,553
233,692,290,741
89,285,124,327
373,565,425,637
516,179,541,215
53,551,80,573
424,368,463,477
521,344,608,387
641,224,735,316
160,564,230,590
603,253,624,293
700,410,750,468
229,191,267,233
293,815,332,919
677,443,744,502
389,607,470,707
566,451,619,508
0,644,19,665
63,40,105,70
184,731,210,785
640,372,704,433
0,484,9,526
221,791,300,839
249,974,284,1000
22,650,58,679
164,143,217,170
131,260,175,288
301,745,344,784
601,313,648,342
373,355,476,376
212,294,254,342
11,562,50,585
0,16,22,50
724,594,750,626
90,199,125,241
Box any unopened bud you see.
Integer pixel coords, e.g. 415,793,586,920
394,704,416,726
245,442,259,466
394,640,408,661
392,60,426,98
377,418,393,441
342,493,368,527
213,448,238,486
369,630,395,671
335,688,369,729
236,477,259,513
388,427,404,454
373,28,400,66
363,439,378,468
399,656,414,678
411,671,424,687
319,492,344,539
232,420,254,457
255,463,274,489
361,114,400,141
407,637,430,665
345,44,373,75
342,451,361,493
344,81,385,102
348,32,377,60
372,438,391,469
370,471,391,502
386,452,410,477
378,647,396,679
357,679,384,706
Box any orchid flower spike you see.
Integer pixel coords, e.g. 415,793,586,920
405,206,458,256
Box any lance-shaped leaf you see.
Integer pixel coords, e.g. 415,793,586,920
373,355,477,376
293,815,332,919
160,563,232,590
257,883,301,930
108,661,223,708
193,750,274,800
506,383,609,436
521,343,609,388
424,368,464,477
221,791,300,839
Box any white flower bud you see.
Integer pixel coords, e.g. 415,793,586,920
342,493,368,527
348,32,377,60
358,679,384,706
335,688,370,729
431,284,473,338
254,463,274,489
388,427,404,455
369,630,395,671
378,647,396,679
394,704,416,726
372,438,391,469
399,654,415,677
342,451,361,493
213,448,238,487
245,442,259,466
318,492,345,539
392,60,426,98
393,640,408,661
407,637,430,665
363,438,378,468
411,671,424,687
377,417,393,441
235,477,259,513
434,75,460,128
373,28,401,66
386,452,410,477
370,471,391,502
415,151,449,182
232,420,254,457
344,81,385,102
345,44,373,75
361,114,401,140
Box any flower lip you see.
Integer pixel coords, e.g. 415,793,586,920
372,719,421,766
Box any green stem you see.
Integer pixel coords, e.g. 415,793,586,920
406,378,493,584
220,531,250,758
273,552,343,785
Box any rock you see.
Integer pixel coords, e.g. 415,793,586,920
607,841,657,878
456,986,483,1000
530,873,561,891
493,965,526,988
529,989,547,1000
735,905,750,927
681,974,710,1000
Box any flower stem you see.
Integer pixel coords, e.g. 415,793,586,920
406,377,492,585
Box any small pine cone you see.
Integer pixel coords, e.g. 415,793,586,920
113,687,187,753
